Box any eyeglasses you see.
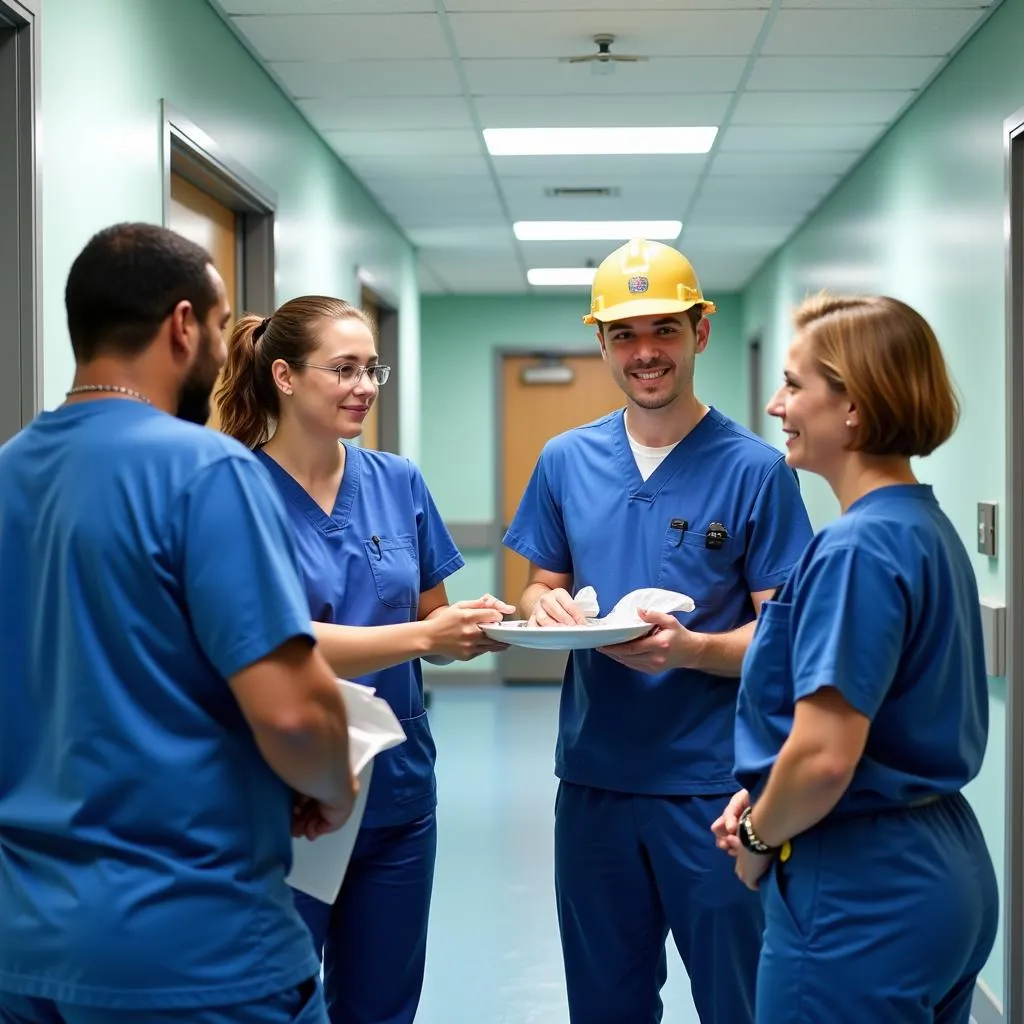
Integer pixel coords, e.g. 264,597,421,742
289,362,391,387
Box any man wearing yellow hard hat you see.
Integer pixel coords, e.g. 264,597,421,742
503,239,813,1023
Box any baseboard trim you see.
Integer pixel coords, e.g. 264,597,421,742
422,670,501,688
972,978,1003,1024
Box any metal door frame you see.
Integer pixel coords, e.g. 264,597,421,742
1000,103,1024,1024
0,0,41,441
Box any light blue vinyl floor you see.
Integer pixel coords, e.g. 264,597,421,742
415,684,701,1024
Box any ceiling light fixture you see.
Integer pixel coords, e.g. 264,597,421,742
515,220,682,242
527,268,597,287
483,126,717,157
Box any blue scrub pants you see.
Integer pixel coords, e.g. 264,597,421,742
555,781,762,1024
757,792,998,1024
0,978,326,1024
292,811,437,1024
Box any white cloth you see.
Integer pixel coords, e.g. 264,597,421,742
573,586,695,623
285,680,407,905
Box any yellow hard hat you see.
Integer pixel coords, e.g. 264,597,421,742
583,238,716,325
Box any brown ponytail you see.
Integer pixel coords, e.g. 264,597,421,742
216,296,374,450
217,314,277,449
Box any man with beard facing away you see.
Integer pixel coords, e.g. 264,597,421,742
0,223,357,1024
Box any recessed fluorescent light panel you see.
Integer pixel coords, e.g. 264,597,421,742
527,268,597,287
483,126,717,156
514,220,682,242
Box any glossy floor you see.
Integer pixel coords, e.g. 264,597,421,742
416,684,700,1024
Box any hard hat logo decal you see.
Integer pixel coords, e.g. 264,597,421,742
627,275,649,294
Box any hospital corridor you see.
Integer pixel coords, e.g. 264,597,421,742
2,0,1024,1022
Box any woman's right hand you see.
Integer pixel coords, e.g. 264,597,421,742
711,789,750,856
427,596,513,661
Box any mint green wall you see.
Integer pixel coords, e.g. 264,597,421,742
738,0,1019,1000
40,0,420,458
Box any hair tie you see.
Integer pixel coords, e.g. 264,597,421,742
253,316,271,343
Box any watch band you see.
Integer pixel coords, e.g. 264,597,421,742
738,806,778,855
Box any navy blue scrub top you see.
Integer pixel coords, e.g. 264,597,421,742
0,402,320,1008
504,408,814,796
735,484,989,816
255,445,463,828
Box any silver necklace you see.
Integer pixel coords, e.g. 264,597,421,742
65,384,152,405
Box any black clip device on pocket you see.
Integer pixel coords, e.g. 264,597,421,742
705,521,728,550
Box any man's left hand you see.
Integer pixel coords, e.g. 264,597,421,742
597,609,703,674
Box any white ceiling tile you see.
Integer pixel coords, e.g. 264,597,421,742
408,225,516,249
297,96,473,132
505,193,694,222
208,0,992,298
448,0,768,8
475,93,732,129
343,154,493,178
383,195,508,228
686,199,813,229
230,13,448,61
782,0,994,7
420,254,525,294
710,149,862,176
689,251,769,291
746,55,943,91
420,245,518,265
494,154,710,179
365,176,500,204
325,129,482,157
449,12,769,58
418,261,453,295
731,90,916,126
518,240,647,267
270,60,461,99
463,57,748,96
719,123,886,152
222,0,433,11
699,174,839,207
761,9,989,56
680,225,793,252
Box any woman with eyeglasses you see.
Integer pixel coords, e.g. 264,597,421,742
216,295,512,1024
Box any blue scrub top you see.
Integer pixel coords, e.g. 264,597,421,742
0,402,320,1008
735,484,989,815
504,408,813,795
254,445,463,829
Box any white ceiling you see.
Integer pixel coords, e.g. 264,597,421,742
210,0,998,296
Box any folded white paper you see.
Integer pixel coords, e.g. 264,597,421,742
285,680,406,905
573,586,695,624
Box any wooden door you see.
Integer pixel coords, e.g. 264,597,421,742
501,353,626,605
168,172,237,432
359,287,380,450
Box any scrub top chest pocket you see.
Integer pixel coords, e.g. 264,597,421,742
365,534,419,610
657,520,736,608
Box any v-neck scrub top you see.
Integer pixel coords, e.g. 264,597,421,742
504,408,814,796
255,445,463,828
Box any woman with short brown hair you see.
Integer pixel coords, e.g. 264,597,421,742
715,293,998,1023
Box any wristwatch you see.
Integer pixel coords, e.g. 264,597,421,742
738,806,778,855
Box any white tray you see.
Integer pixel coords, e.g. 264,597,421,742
481,621,653,651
